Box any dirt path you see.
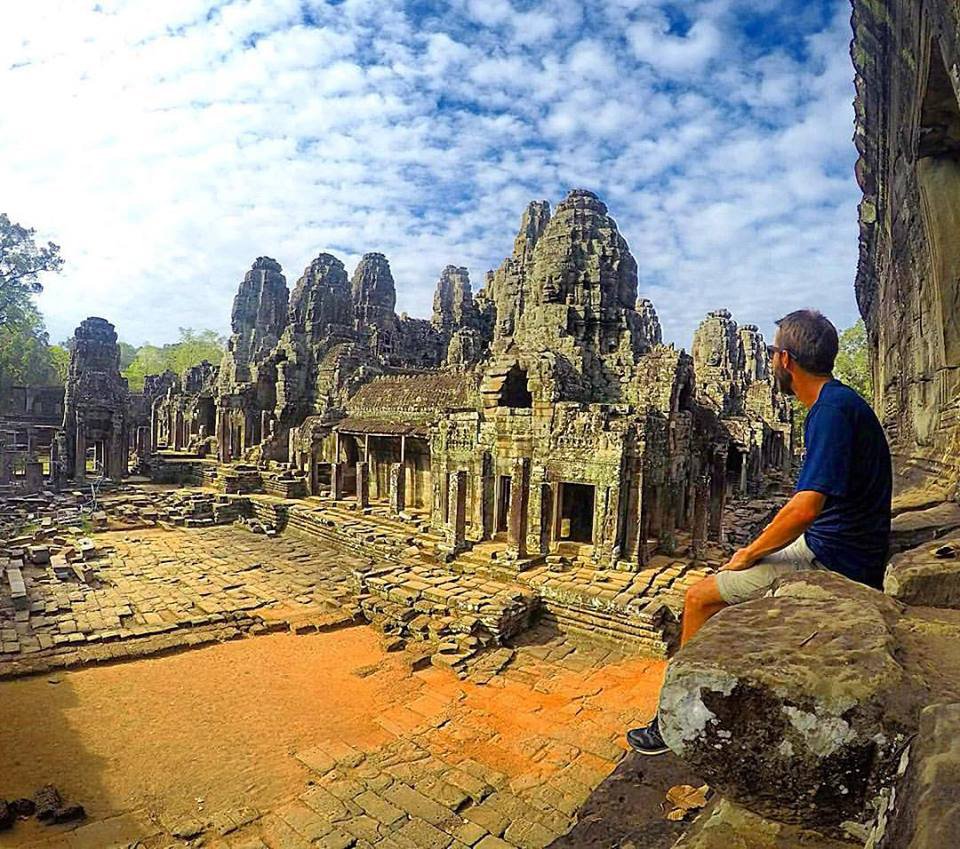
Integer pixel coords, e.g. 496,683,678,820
0,620,671,848
0,628,416,842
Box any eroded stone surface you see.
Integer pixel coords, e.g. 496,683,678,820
885,533,960,608
870,703,960,849
852,0,960,497
674,797,859,849
659,571,924,833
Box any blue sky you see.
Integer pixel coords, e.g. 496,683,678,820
2,0,860,349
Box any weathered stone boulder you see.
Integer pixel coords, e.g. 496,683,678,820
870,703,960,849
659,571,924,833
884,533,960,608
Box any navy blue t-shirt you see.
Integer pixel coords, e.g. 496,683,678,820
796,379,891,587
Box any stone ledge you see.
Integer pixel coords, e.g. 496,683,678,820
884,533,960,608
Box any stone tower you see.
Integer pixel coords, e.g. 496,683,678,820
60,317,128,481
488,200,551,351
351,253,397,332
219,257,288,389
289,253,353,340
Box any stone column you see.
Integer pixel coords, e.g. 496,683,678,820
389,462,406,513
0,448,12,485
480,452,495,539
356,460,370,508
24,459,43,493
709,450,726,542
691,476,710,561
330,462,344,500
539,482,553,553
507,457,531,559
446,470,467,554
260,410,271,445
109,414,125,480
636,493,651,567
74,423,86,480
217,409,230,463
739,453,748,493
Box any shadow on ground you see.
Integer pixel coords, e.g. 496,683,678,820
549,750,703,849
0,670,110,846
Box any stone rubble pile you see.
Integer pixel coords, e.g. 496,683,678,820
360,562,538,676
0,785,85,833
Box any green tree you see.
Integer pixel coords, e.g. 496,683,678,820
118,341,138,371
122,328,225,391
0,213,63,326
48,344,70,383
0,213,64,388
833,319,873,403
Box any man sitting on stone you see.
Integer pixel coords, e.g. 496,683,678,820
627,309,892,756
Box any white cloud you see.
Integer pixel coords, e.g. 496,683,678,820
1,0,860,352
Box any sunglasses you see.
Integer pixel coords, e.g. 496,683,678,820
766,344,797,359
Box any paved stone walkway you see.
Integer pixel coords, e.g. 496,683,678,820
0,526,363,677
168,626,658,849
1,523,669,849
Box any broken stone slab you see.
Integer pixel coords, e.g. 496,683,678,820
884,533,960,608
673,797,860,849
6,567,27,610
868,702,960,849
659,571,924,835
889,502,960,555
27,545,50,564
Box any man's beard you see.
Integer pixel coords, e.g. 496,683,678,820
774,363,795,396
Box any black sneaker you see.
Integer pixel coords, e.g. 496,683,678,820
626,716,670,756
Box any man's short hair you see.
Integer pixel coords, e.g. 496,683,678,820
774,309,838,375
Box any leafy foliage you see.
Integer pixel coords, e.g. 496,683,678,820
0,213,64,388
833,319,873,402
122,328,225,391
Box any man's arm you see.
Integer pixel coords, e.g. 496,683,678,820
719,490,827,572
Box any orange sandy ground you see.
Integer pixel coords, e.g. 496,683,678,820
0,628,665,846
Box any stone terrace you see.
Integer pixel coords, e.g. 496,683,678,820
0,524,362,678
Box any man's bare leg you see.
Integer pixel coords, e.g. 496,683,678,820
681,575,727,646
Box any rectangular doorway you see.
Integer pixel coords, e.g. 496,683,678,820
558,482,595,543
496,475,511,533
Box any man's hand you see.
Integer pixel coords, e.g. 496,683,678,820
718,548,756,572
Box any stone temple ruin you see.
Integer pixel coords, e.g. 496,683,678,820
5,1,960,845
0,189,801,846
0,189,795,662
144,189,791,572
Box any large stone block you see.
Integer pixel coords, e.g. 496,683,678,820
659,571,923,833
871,703,960,849
884,534,960,608
889,503,960,555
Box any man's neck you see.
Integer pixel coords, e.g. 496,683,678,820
795,372,833,410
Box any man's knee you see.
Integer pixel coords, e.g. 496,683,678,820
685,575,723,610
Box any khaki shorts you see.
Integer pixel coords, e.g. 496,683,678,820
715,535,823,605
